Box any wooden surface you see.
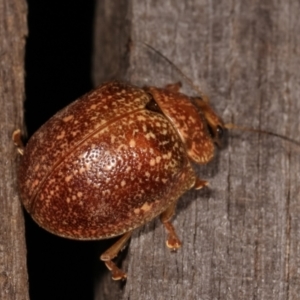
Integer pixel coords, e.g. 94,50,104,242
94,0,300,299
0,0,29,299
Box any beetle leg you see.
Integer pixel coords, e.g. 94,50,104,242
100,231,132,280
160,201,182,250
12,129,24,155
193,178,208,190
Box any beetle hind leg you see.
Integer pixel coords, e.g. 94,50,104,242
160,201,182,250
100,231,132,280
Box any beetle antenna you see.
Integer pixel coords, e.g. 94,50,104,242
136,42,300,148
225,123,300,147
138,42,206,100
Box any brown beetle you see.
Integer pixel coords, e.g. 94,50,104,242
13,81,224,280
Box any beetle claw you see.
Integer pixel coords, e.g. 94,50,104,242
12,129,25,155
105,261,127,281
166,236,182,250
163,221,182,250
194,178,208,190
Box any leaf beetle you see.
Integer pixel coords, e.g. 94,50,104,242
13,80,224,280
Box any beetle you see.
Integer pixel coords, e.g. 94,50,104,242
13,80,225,280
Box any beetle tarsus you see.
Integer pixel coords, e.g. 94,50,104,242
164,82,182,93
160,202,182,250
194,178,208,190
12,129,24,155
104,261,127,281
100,231,132,280
164,221,182,250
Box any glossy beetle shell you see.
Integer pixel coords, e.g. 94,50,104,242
18,81,220,240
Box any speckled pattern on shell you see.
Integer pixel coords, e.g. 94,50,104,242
146,87,215,164
18,82,197,240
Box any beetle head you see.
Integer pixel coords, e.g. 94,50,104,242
192,97,226,147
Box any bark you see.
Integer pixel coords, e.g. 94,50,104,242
93,0,300,299
0,0,28,300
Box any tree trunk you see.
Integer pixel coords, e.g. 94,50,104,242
93,0,300,299
0,0,29,299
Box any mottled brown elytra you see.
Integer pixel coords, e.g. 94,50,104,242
13,80,225,280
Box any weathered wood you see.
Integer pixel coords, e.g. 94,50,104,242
94,0,300,299
0,0,29,299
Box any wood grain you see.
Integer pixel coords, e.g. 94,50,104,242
0,0,28,299
94,0,300,299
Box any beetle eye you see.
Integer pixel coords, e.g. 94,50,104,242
216,125,224,140
206,124,226,147
214,125,227,147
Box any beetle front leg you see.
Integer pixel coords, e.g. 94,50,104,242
100,231,132,280
164,82,182,93
193,178,208,190
12,129,25,155
160,201,182,250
